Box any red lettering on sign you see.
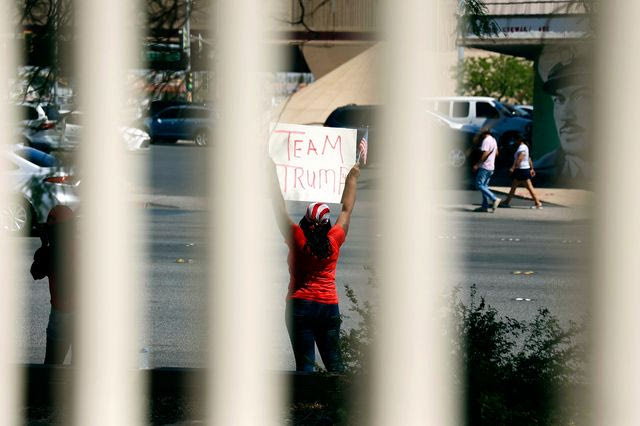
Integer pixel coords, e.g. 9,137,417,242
318,169,336,193
306,169,316,188
276,163,343,195
307,139,318,156
322,135,343,162
293,138,303,158
274,129,306,161
294,167,305,189
338,166,349,194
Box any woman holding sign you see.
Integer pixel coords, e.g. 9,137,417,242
271,160,361,372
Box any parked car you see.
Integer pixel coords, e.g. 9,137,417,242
146,100,194,117
1,145,80,235
63,111,151,152
121,126,152,152
513,104,533,119
426,111,485,170
504,103,534,120
323,104,480,169
14,103,67,153
14,103,47,129
142,103,214,146
423,96,532,167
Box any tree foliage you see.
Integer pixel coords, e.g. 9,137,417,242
458,0,500,38
458,55,534,105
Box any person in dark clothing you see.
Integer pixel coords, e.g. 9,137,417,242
31,205,77,364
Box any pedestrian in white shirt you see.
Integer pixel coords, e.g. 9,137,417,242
472,131,501,212
501,134,543,209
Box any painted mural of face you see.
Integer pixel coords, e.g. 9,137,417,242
551,83,592,157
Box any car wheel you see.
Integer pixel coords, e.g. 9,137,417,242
448,147,467,168
194,130,208,147
1,200,33,235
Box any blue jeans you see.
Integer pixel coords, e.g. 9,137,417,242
475,167,497,208
285,299,344,372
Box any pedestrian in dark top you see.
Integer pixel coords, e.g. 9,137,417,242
501,134,543,209
30,205,77,364
271,162,360,372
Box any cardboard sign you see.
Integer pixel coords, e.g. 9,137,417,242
269,123,356,203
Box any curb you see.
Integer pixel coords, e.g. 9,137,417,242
134,194,207,211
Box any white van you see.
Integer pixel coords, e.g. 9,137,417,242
423,96,513,127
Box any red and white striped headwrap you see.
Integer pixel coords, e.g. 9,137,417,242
305,202,331,224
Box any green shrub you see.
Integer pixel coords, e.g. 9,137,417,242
337,281,588,424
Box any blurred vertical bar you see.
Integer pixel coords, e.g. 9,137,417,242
592,1,640,424
208,0,282,425
0,0,22,424
75,0,144,424
372,0,457,424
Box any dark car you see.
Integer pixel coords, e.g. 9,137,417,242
323,104,479,169
505,103,533,120
142,103,214,146
323,104,379,164
146,100,205,117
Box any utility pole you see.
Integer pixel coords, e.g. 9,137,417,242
457,0,465,95
184,0,192,102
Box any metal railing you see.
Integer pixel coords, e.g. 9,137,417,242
4,0,640,425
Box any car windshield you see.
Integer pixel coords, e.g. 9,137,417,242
15,147,58,168
181,107,211,119
493,101,513,116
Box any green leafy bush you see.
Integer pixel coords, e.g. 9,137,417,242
336,281,588,424
454,285,587,424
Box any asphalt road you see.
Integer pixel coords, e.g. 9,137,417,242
16,143,591,368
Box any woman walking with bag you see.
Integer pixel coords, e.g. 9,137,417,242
501,134,543,209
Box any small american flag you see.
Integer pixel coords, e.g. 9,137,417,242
357,129,368,165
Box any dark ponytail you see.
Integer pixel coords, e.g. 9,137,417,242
299,217,333,259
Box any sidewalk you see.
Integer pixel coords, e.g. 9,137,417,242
132,194,207,211
491,186,593,208
133,187,594,212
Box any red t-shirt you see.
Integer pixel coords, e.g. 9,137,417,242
286,223,346,304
